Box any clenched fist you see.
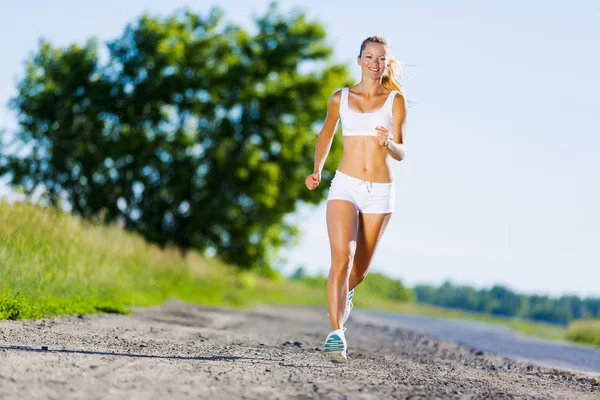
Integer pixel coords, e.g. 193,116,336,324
305,172,321,190
375,125,392,147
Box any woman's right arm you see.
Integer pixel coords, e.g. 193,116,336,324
313,91,342,174
306,91,342,190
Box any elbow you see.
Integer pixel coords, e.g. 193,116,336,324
394,145,406,162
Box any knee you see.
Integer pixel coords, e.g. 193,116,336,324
330,241,357,273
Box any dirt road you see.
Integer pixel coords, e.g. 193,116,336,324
1,302,599,399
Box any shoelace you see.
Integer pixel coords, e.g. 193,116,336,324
359,180,373,193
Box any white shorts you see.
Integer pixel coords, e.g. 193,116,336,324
327,170,395,214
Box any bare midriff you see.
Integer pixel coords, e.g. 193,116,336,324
337,136,393,183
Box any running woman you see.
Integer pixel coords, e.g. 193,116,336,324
304,36,407,363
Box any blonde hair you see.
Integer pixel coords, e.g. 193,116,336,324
359,36,404,94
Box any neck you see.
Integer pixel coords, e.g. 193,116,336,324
357,78,386,97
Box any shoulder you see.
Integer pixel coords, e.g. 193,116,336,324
330,88,344,101
391,92,406,118
322,89,345,118
328,89,344,108
392,92,406,110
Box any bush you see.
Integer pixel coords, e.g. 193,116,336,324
566,320,600,346
359,272,413,302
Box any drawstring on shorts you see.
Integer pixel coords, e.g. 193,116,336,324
359,180,373,193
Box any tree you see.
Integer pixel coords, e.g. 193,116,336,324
412,281,600,325
290,266,307,280
0,4,351,271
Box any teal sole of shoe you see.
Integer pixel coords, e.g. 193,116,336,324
324,333,347,363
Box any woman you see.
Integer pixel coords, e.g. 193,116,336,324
304,36,407,363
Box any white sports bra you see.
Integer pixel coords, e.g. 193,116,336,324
339,87,397,137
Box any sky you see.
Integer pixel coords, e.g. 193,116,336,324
1,0,599,297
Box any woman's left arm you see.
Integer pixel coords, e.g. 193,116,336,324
384,94,407,161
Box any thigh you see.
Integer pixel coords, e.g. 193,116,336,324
353,212,392,275
326,200,359,262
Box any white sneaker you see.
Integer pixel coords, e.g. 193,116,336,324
324,328,347,363
343,289,354,324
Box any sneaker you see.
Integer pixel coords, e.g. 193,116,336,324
343,289,354,324
324,328,347,363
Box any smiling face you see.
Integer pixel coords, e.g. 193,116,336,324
357,41,390,79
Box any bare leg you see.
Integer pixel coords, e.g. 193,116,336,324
326,200,358,331
348,212,392,291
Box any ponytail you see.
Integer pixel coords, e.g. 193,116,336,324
382,57,404,95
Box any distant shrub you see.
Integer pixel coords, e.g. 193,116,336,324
359,272,413,302
566,320,600,346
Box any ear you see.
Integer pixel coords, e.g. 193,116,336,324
357,56,361,65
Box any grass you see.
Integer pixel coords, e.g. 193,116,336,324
566,320,600,346
0,200,588,347
0,200,248,320
0,200,338,320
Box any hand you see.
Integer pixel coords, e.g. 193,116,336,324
305,172,321,190
375,126,391,147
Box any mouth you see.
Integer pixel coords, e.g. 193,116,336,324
369,67,380,72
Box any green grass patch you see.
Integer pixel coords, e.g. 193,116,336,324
566,320,600,347
0,201,247,320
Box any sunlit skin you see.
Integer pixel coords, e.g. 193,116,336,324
304,39,407,332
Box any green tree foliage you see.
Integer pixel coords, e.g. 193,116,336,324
414,281,600,325
0,4,351,271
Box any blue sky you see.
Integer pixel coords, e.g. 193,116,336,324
1,1,599,297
